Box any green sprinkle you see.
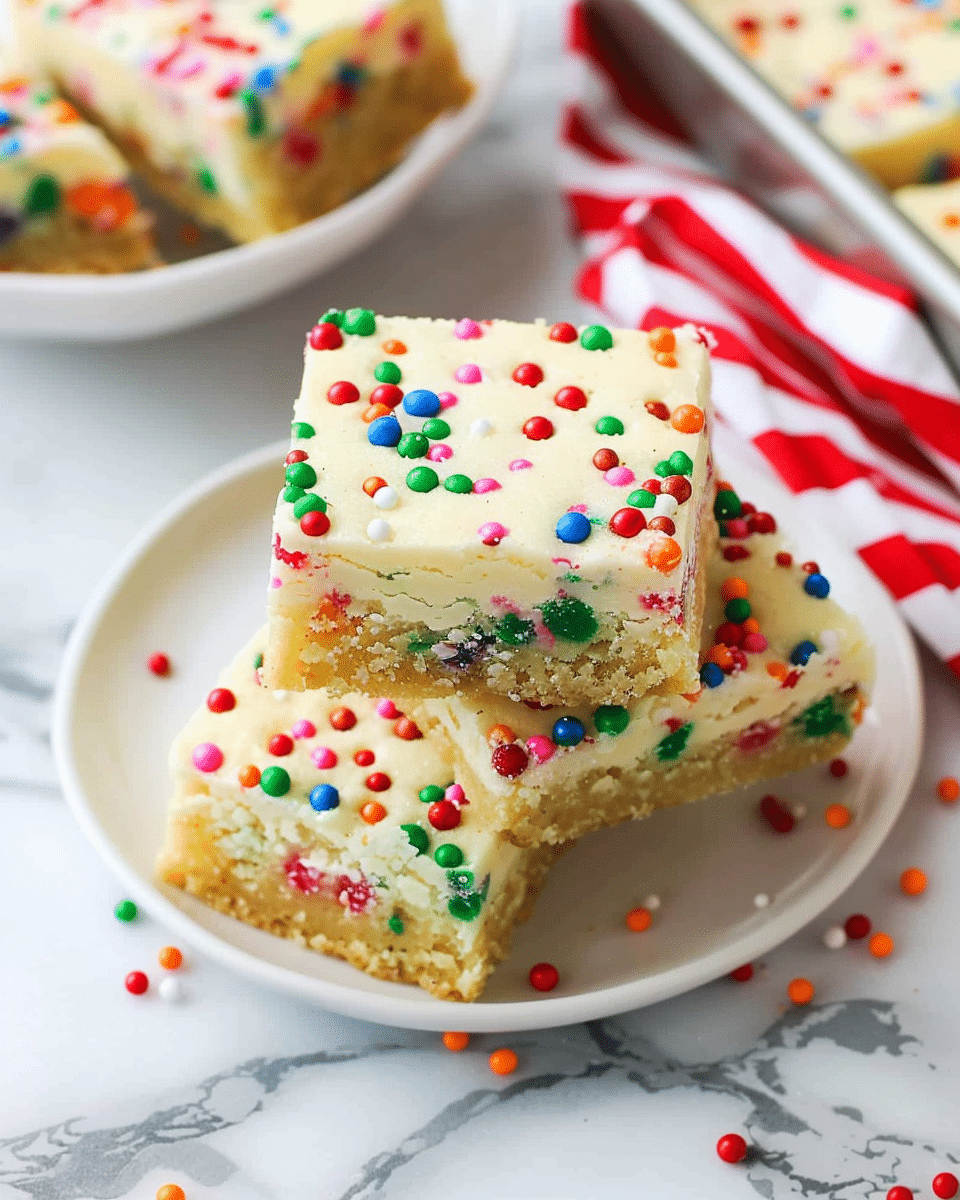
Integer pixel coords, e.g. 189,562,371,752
448,869,475,894
283,484,305,503
628,488,656,509
408,633,437,654
794,695,850,738
285,462,317,488
293,494,327,519
580,324,613,351
951,15,960,28
196,164,218,194
495,612,535,645
655,723,693,762
291,421,315,439
714,490,742,520
667,450,694,475
24,174,60,216
397,432,429,459
33,88,54,105
725,597,751,624
594,415,624,436
539,597,599,643
838,2,857,15
594,704,630,736
257,6,276,18
422,418,451,440
400,823,429,855
260,766,290,796
434,844,464,868
114,899,138,922
419,785,445,804
444,473,473,494
321,308,344,326
254,653,264,669
387,913,405,935
375,361,401,384
342,307,376,336
448,893,484,921
407,466,439,492
239,88,265,136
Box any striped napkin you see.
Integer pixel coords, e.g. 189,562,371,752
561,3,960,681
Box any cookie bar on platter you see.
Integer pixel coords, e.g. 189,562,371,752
264,312,716,707
13,0,473,243
158,634,560,1002
415,487,874,847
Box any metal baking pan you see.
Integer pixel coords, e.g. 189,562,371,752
589,0,960,371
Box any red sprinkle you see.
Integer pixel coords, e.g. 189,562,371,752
269,733,293,756
308,322,342,351
394,716,423,740
282,127,319,166
887,1188,914,1200
934,1174,960,1200
723,545,751,562
428,799,461,830
285,449,308,464
522,416,554,441
801,560,820,574
641,477,662,495
491,742,529,777
844,913,872,940
300,510,330,537
365,772,391,792
716,1133,748,1164
327,380,360,406
730,964,754,982
354,749,375,767
125,971,149,995
648,516,676,535
661,475,693,503
760,793,795,834
549,321,578,343
512,362,544,387
370,383,403,409
748,512,777,534
528,962,559,992
775,551,793,566
829,758,848,778
147,652,171,677
206,688,236,713
330,706,357,731
593,448,619,471
644,400,670,420
609,507,646,538
554,386,587,410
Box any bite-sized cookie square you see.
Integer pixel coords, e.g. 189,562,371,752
265,312,716,706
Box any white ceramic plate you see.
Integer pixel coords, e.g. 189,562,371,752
0,0,517,341
53,442,923,1032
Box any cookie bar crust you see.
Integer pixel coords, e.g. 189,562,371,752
0,206,156,272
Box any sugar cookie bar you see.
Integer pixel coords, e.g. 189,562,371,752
415,486,874,846
894,178,960,267
689,0,960,188
13,0,472,243
0,51,154,272
159,638,560,1002
264,312,716,706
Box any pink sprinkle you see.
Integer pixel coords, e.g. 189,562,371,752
455,363,482,384
605,466,636,487
568,503,588,513
473,478,501,494
270,577,282,589
192,743,223,773
454,318,482,340
362,7,386,32
438,391,459,409
743,632,768,653
510,459,533,471
445,783,466,806
427,443,453,462
376,699,399,719
311,747,337,769
292,719,316,739
725,518,750,539
479,521,509,545
526,735,556,764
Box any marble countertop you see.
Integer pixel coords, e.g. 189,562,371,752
3,3,960,1197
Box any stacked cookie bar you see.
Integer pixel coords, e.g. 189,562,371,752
159,313,873,1001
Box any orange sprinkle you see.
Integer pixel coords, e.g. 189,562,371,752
645,536,683,574
787,977,815,1005
158,946,183,970
179,221,201,245
938,776,959,803
163,869,186,888
709,644,734,671
852,694,867,725
360,801,387,824
682,686,703,703
824,803,852,829
647,327,676,353
382,339,407,354
156,1187,186,1200
51,99,80,123
899,867,927,896
625,906,652,932
721,577,749,601
742,617,760,634
238,764,260,788
670,403,705,433
766,660,789,681
442,1031,470,1052
943,212,960,229
0,76,29,94
486,723,516,747
362,403,391,424
654,351,678,369
363,475,387,497
869,931,894,958
716,479,734,492
488,1047,518,1076
65,182,137,231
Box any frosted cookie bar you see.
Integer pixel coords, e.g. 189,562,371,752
689,0,960,188
158,637,560,1002
415,486,874,846
265,312,716,707
14,0,472,243
894,178,960,266
0,51,154,272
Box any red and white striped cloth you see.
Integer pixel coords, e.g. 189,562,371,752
561,3,960,681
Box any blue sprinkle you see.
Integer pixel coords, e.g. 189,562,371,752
402,388,440,417
252,65,278,91
310,784,339,811
699,662,725,688
0,110,10,128
367,415,402,447
803,573,830,599
789,639,818,666
273,16,291,34
555,511,591,543
337,63,363,87
552,716,585,746
0,135,23,159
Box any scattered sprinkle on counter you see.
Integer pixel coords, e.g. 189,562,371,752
845,913,872,940
625,906,653,932
158,945,184,970
787,977,815,1005
716,1133,748,1164
488,1048,519,1076
442,1031,470,1052
156,1186,186,1200
822,925,847,950
825,803,852,829
899,867,927,896
124,970,148,995
869,932,895,958
938,776,959,803
730,963,754,982
148,652,171,676
528,962,559,992
114,899,138,922
933,1172,960,1199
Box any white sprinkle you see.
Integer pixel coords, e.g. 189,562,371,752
158,977,185,1003
819,629,840,653
470,418,494,437
433,643,459,661
792,802,807,819
643,894,661,911
822,925,847,950
272,690,291,701
653,493,679,517
753,893,770,909
367,518,392,542
373,486,398,510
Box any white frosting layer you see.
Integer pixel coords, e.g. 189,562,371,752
895,178,960,264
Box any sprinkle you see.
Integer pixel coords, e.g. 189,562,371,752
552,716,585,746
528,962,559,991
300,509,330,537
442,1031,470,1051
394,716,422,740
787,977,815,1005
595,415,624,436
869,931,894,958
114,899,138,922
594,704,630,735
268,733,293,756
454,318,481,339
646,537,683,574
760,794,795,834
470,418,493,437
148,652,171,676
479,521,509,545
753,893,770,908
400,824,429,855
887,1189,913,1200
371,487,398,512
473,478,501,493
428,799,461,829
360,801,386,824
367,518,392,542
491,742,529,777
382,339,406,354
625,906,652,932
652,493,679,517
937,776,959,802
716,1134,748,1164
290,719,315,740
526,735,556,763
556,511,591,544
311,747,337,768
512,363,544,387
157,977,184,1004
825,803,852,829
125,970,149,995
488,1048,519,1075
326,380,359,406
403,388,441,417
330,706,357,731
426,444,453,462
455,363,482,383
823,925,847,949
445,783,466,806
342,308,376,336
803,573,830,598
549,321,578,342
580,324,613,350
605,466,635,486
845,913,871,940
670,404,705,433
900,867,927,895
156,1186,186,1200
367,415,401,446
158,945,183,970
609,507,646,538
238,765,260,787
407,467,439,493
933,1173,960,1199
192,743,223,773
260,766,290,796
554,385,587,410
438,391,458,409
510,458,533,470
700,662,724,688
522,416,554,440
